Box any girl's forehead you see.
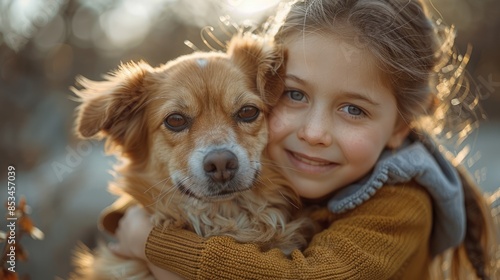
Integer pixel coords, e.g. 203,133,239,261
285,33,392,98
286,33,376,71
289,31,391,86
284,22,364,44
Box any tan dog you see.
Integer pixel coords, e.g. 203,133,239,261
71,34,313,279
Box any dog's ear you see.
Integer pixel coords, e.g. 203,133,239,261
73,61,151,148
227,34,287,107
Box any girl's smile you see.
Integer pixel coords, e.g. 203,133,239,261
285,149,338,174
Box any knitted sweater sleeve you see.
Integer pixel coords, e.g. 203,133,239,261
145,183,433,279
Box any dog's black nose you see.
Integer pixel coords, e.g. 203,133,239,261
203,150,239,184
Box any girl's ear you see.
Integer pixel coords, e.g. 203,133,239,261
387,120,411,149
227,34,287,106
73,61,151,146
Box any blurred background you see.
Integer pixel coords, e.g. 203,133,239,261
0,0,499,279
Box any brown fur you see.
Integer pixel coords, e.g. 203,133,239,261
70,34,314,279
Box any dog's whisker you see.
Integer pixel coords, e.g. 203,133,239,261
251,174,300,210
156,175,192,208
278,189,301,210
254,177,274,190
156,180,181,202
174,175,192,188
156,175,175,197
144,177,171,194
155,179,176,210
144,175,181,209
179,188,189,201
162,183,181,209
144,166,191,197
176,181,194,202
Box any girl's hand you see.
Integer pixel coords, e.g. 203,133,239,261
108,205,153,260
108,206,185,279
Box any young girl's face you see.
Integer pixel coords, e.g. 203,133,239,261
267,33,409,199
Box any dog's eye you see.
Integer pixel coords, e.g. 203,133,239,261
164,113,189,131
236,106,260,123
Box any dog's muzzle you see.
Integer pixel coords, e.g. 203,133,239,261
178,144,258,200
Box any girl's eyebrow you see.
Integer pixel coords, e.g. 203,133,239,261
285,74,309,87
341,92,381,106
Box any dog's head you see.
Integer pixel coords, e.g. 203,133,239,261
74,34,286,201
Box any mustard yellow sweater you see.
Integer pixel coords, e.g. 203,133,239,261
144,182,433,280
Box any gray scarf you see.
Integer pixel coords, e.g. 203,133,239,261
327,138,465,256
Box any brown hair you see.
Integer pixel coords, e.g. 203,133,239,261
271,0,498,279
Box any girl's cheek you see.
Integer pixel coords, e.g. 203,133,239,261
268,106,294,140
340,130,384,165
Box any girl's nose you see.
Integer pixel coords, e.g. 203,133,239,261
297,113,333,146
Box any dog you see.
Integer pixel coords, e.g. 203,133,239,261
70,34,314,279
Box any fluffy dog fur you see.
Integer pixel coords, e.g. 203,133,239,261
71,34,313,279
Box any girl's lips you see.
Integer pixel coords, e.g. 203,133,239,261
285,150,337,174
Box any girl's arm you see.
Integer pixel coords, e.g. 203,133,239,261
142,183,433,279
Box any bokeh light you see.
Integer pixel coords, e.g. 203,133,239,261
227,0,282,14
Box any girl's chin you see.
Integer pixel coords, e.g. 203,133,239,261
287,177,337,200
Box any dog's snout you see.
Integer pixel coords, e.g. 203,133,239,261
203,150,239,183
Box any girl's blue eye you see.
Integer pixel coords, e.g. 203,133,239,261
286,90,305,101
341,105,365,117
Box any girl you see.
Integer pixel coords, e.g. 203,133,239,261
109,0,498,279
